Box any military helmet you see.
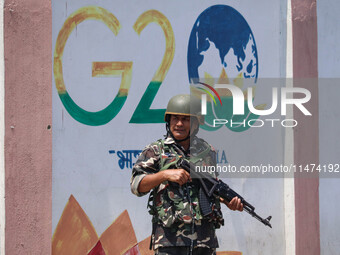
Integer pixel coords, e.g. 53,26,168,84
164,94,204,124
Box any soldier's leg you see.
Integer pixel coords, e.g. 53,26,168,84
154,246,189,255
154,247,216,255
193,247,216,255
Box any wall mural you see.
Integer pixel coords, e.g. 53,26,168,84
54,7,174,126
52,195,241,255
53,1,284,254
188,5,264,132
54,5,262,128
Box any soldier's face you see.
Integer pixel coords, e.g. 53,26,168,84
170,115,197,140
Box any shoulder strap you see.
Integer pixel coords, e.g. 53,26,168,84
189,140,212,164
156,139,166,169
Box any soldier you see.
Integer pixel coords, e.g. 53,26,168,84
130,94,243,255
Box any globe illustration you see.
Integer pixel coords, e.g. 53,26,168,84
187,5,260,132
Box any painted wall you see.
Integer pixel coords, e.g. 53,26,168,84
3,0,340,254
51,1,285,254
317,0,340,254
291,1,320,255
4,0,52,254
0,1,5,254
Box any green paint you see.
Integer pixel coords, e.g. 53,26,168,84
129,81,165,123
59,91,127,126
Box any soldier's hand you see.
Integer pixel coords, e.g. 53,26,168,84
164,169,191,185
220,197,243,212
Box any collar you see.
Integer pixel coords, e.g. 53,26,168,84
164,135,202,152
163,136,176,145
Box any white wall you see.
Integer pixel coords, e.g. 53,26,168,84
52,1,287,253
317,0,340,254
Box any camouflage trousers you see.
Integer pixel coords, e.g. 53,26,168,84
154,246,216,255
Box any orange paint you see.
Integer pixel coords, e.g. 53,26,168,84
138,236,153,255
53,195,242,254
218,68,230,84
92,61,133,97
54,6,121,93
134,10,174,82
99,210,138,254
52,195,98,255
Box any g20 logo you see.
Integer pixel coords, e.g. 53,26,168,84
54,5,257,129
54,6,174,126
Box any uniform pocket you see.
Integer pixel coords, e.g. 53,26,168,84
155,188,177,227
167,187,193,224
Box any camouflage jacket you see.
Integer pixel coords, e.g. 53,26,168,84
130,136,224,249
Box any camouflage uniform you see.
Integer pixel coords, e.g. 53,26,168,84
130,136,224,252
155,246,216,255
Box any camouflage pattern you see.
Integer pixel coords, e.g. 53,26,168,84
130,136,224,250
155,246,216,255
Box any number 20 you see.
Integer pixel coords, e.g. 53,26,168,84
54,6,174,126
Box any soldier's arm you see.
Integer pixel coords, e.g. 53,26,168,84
130,144,161,196
138,169,191,193
131,143,192,196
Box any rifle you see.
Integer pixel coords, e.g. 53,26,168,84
177,158,272,228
